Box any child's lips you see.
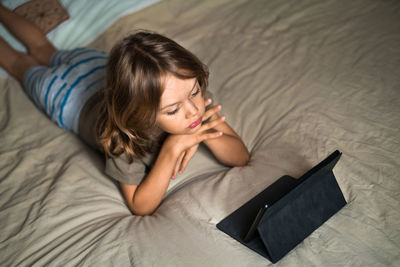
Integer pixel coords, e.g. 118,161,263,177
189,118,202,129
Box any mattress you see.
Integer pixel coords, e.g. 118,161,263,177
1,0,399,266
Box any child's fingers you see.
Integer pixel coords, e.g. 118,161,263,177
179,145,198,174
201,114,226,132
172,152,185,179
199,130,223,143
202,104,221,121
204,98,212,107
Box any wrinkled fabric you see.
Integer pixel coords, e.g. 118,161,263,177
0,0,399,266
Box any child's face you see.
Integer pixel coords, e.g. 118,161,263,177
156,74,205,135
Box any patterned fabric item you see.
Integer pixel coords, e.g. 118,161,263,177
23,47,107,133
13,0,69,34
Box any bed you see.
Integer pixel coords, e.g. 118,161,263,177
1,0,399,266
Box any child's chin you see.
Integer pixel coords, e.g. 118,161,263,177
182,127,198,135
166,124,200,135
166,129,190,135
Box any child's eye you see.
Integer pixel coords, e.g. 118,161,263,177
167,108,179,115
191,87,200,97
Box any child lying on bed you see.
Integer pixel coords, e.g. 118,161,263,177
0,4,249,215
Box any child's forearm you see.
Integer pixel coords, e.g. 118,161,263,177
203,133,249,167
128,147,178,215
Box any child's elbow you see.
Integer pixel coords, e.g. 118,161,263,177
238,151,250,166
130,203,156,216
127,197,157,216
132,209,154,216
229,150,250,167
225,150,250,167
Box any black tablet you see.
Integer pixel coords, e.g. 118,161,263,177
216,150,346,263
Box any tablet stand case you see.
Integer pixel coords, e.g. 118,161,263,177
216,150,346,263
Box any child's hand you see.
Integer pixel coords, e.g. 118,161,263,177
163,104,226,179
172,143,199,179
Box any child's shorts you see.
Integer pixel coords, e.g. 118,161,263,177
23,47,108,134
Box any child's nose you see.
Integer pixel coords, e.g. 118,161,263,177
185,99,199,118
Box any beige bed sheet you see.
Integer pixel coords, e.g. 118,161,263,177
1,0,399,266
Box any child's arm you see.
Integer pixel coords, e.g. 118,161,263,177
119,148,180,216
173,102,249,177
120,108,226,216
202,104,249,167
